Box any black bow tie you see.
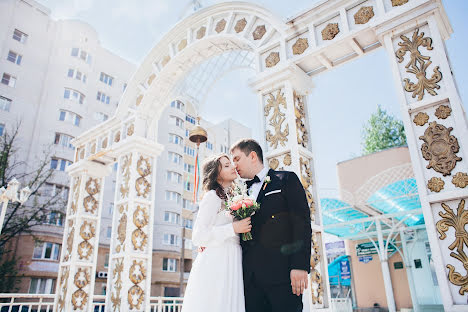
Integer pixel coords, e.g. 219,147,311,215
246,175,260,189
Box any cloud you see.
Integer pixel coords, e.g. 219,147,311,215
48,0,94,19
110,0,170,22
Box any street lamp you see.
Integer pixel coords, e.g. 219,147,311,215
0,178,32,235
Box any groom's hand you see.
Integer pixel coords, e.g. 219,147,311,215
290,269,308,296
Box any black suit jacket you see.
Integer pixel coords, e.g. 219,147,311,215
241,169,312,285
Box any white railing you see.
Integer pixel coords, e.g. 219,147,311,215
0,294,184,311
331,298,353,312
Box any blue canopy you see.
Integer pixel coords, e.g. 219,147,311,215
328,255,351,286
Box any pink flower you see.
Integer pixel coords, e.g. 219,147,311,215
243,199,253,207
231,202,242,211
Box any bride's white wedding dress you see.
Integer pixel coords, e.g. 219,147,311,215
182,190,245,312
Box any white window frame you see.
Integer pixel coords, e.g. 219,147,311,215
32,242,60,260
168,152,182,165
63,88,85,104
164,211,180,224
163,234,180,246
94,112,109,122
165,191,182,204
29,278,56,294
13,29,28,43
59,110,81,126
100,72,114,86
162,258,178,272
54,133,74,149
7,50,22,65
1,73,16,87
166,171,182,184
169,133,183,145
0,96,12,112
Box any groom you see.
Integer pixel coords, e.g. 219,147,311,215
230,139,311,312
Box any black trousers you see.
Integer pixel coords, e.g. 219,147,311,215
244,274,303,312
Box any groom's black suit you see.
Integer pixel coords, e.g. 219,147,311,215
241,169,311,312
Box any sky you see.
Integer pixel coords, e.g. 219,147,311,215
37,0,468,196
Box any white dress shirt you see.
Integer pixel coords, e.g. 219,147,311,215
249,166,270,200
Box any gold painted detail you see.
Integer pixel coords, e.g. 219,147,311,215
102,137,108,149
396,28,442,101
253,25,266,40
116,206,127,253
136,94,143,107
132,206,149,251
162,56,171,67
127,123,134,136
135,156,152,198
83,178,100,214
147,74,156,86
64,226,74,262
392,0,408,6
264,90,289,149
196,26,206,39
265,52,280,68
300,157,316,221
269,158,279,170
178,39,187,51
56,266,69,312
292,38,309,55
321,23,339,40
283,153,292,166
413,112,429,126
79,148,85,160
71,176,81,214
78,220,95,260
71,267,90,310
310,232,323,304
90,143,96,155
294,91,308,148
120,154,132,199
128,260,146,309
428,177,444,193
111,258,124,311
452,172,468,188
354,6,374,25
114,131,121,143
436,199,468,295
435,105,452,119
234,18,247,33
419,121,462,176
215,19,226,33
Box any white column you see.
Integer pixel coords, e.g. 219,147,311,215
54,160,111,312
380,12,468,311
399,229,419,312
376,220,396,312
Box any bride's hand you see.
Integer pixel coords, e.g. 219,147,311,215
233,217,252,234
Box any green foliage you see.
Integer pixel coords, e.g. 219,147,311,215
361,105,407,155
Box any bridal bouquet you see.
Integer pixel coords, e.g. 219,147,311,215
225,179,260,241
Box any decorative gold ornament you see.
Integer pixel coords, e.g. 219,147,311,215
427,177,444,193
392,0,408,6
71,176,81,214
83,178,100,214
234,18,247,33
128,260,146,309
294,91,308,148
253,25,266,40
90,143,96,155
127,123,134,136
196,26,206,39
78,221,95,260
452,172,468,188
215,19,226,33
128,285,145,310
283,153,292,166
132,229,148,251
147,73,156,86
300,157,316,220
83,196,97,214
396,28,442,101
78,241,93,260
132,206,149,251
292,38,309,55
435,105,452,119
419,122,462,176
111,258,124,311
64,227,74,261
129,260,146,284
354,6,374,24
116,213,127,252
133,205,149,228
436,199,468,295
265,90,289,149
136,94,143,107
269,158,279,170
178,39,187,51
162,55,171,67
56,266,69,312
413,112,429,126
135,156,152,198
72,268,90,310
265,52,280,68
120,154,132,199
310,232,323,304
321,23,339,40
79,148,85,159
114,131,121,143
102,137,108,149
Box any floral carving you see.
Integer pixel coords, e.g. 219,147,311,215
354,6,374,25
135,156,152,198
413,112,429,126
264,90,289,149
292,38,309,55
111,258,124,311
128,260,146,309
392,0,408,6
265,52,280,68
114,131,121,143
71,176,81,214
83,178,100,214
310,232,323,304
419,122,462,176
436,199,468,295
102,137,108,149
116,209,127,253
127,123,134,136
396,28,442,101
196,26,206,39
284,153,292,166
120,154,132,199
321,23,339,40
132,206,149,251
452,172,468,188
294,91,308,148
234,18,247,33
269,158,279,170
56,266,69,312
215,19,226,33
178,39,187,51
162,56,170,67
435,105,452,119
428,177,444,193
72,268,90,310
300,157,316,220
253,25,266,40
78,221,95,260
136,94,143,107
147,74,156,86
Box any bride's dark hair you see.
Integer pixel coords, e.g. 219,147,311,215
202,154,230,200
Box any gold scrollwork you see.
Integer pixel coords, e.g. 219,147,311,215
265,52,280,68
253,25,266,40
396,28,442,101
111,258,124,311
269,158,279,170
128,260,146,309
64,226,74,261
294,91,308,148
56,266,69,312
147,74,156,86
132,206,149,251
127,123,134,136
321,23,339,41
234,18,247,33
71,176,81,214
128,285,145,310
178,39,187,51
265,90,289,149
83,178,100,214
196,26,206,39
215,19,226,33
136,156,152,198
435,105,452,119
120,154,132,199
452,172,468,189
310,232,323,304
284,153,292,166
116,212,127,253
427,177,444,193
354,6,374,25
129,260,146,284
300,157,316,220
436,199,468,295
392,0,408,6
419,121,462,176
292,38,309,55
102,137,108,149
114,131,121,143
78,221,95,260
72,267,90,310
413,112,429,126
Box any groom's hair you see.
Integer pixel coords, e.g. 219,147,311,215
230,139,263,164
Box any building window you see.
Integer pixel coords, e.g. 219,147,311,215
170,116,184,128
45,211,63,226
104,253,109,268
7,51,22,65
59,110,81,126
166,171,182,184
206,142,213,150
184,163,194,174
67,69,86,83
1,73,16,87
32,242,60,260
29,278,56,294
64,88,85,104
164,212,180,224
186,114,196,124
94,112,108,122
0,96,12,112
184,146,195,157
185,238,193,249
54,133,74,149
107,226,112,238
108,203,114,215
100,72,114,86
162,258,178,272
184,182,193,192
97,91,110,104
182,199,195,211
165,191,181,205
168,133,183,145
0,124,4,137
170,100,184,111
43,183,69,200
184,218,193,229
168,152,182,165
12,29,28,43
220,144,229,154
50,158,72,171
163,234,180,246
71,48,92,64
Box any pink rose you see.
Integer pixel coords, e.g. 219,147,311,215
231,202,242,211
243,199,253,207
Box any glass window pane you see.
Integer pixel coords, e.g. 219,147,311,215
29,278,38,293
44,242,52,259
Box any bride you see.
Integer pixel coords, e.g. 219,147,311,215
182,154,251,312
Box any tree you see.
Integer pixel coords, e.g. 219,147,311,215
0,123,67,292
361,105,407,155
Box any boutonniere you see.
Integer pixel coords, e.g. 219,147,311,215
263,176,271,190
